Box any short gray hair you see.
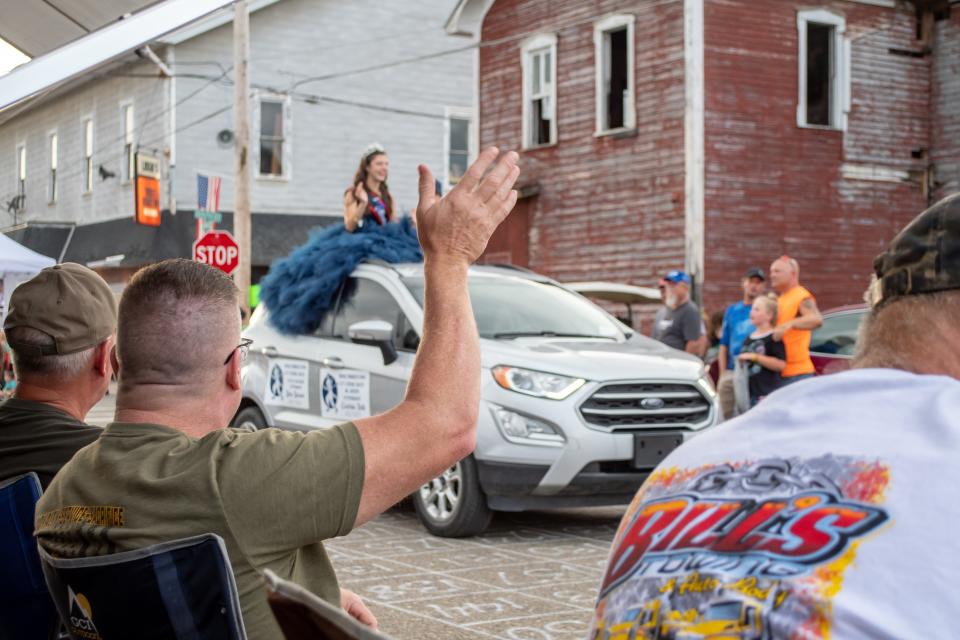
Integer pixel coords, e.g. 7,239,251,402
7,326,96,379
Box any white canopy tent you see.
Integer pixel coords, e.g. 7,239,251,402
0,0,237,113
0,234,56,321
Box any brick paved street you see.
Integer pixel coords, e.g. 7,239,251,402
328,506,624,640
87,390,625,639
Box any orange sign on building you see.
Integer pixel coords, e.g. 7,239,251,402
135,152,161,227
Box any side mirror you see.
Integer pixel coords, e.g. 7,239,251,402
348,320,398,366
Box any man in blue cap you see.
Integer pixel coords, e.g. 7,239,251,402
652,270,705,356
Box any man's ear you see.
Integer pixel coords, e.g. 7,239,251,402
226,352,242,391
109,342,120,377
94,338,113,378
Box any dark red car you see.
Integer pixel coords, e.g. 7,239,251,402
810,304,869,375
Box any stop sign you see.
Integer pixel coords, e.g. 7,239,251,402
193,230,239,275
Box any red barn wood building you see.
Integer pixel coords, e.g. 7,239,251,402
448,0,960,317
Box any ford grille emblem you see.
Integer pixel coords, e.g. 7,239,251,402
641,397,666,410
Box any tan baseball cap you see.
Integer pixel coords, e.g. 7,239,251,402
4,263,117,356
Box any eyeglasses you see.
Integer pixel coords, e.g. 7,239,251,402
223,338,254,365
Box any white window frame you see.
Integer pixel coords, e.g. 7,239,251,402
256,93,292,181
443,107,475,190
82,117,94,194
121,102,135,183
521,33,558,149
48,131,58,204
15,144,26,209
594,14,636,135
796,9,850,131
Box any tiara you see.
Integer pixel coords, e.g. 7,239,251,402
362,142,386,160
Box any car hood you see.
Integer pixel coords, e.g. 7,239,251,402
480,334,705,382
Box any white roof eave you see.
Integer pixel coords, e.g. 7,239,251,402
444,0,495,36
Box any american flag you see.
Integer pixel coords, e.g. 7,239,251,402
197,174,221,212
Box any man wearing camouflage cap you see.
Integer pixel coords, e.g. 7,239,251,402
590,194,960,639
0,263,116,488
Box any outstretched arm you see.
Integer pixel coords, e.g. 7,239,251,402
352,148,520,526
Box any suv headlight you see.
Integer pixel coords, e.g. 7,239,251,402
696,372,717,399
490,405,565,446
491,366,586,400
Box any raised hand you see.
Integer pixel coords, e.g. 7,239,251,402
354,182,368,205
415,147,520,266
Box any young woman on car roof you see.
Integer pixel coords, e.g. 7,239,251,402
343,143,395,232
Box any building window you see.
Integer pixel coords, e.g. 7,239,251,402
594,15,635,133
445,108,472,188
15,144,26,209
258,97,289,177
83,119,94,193
122,104,134,182
522,34,557,148
49,133,58,203
797,9,849,130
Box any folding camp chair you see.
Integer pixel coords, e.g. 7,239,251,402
0,472,59,640
38,533,246,639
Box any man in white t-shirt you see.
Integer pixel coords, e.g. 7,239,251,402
591,193,960,640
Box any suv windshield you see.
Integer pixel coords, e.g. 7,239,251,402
404,275,624,340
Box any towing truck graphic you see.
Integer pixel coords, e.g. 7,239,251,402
672,599,764,640
600,595,773,640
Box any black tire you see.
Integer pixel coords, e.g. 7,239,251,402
413,455,493,537
231,405,267,431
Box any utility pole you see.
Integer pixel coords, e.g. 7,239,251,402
233,0,252,319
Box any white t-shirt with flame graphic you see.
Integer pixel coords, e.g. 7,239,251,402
591,368,960,640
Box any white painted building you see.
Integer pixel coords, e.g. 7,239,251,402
0,0,475,281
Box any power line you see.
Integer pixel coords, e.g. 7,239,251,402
46,67,233,186
11,0,691,198
109,5,646,92
290,92,446,120
285,7,660,89
50,100,234,186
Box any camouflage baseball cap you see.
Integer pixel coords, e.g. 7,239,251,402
4,263,117,356
873,193,960,306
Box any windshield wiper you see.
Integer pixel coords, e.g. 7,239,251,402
491,331,616,340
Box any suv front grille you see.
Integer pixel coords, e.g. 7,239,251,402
579,382,712,431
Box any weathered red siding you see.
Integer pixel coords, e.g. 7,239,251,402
478,0,952,319
702,1,930,313
932,9,960,202
479,0,688,292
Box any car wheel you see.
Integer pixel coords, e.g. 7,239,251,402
231,405,266,432
413,455,492,537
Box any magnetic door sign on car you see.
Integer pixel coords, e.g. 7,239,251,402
320,369,370,421
263,359,309,409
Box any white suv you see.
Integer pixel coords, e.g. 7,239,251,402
235,262,720,537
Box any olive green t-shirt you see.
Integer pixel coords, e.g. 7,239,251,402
35,421,365,640
0,398,102,489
